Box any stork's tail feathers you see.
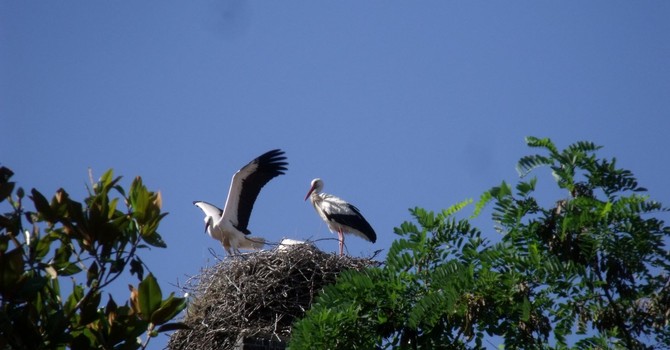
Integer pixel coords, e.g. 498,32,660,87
240,236,266,250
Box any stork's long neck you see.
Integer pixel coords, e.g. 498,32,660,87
309,190,323,209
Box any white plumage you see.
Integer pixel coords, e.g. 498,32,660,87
194,149,287,255
305,178,376,256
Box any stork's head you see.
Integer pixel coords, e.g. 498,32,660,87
204,215,214,234
193,201,221,237
304,178,324,201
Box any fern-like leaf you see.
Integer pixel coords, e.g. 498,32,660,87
565,140,601,155
517,155,553,177
525,136,558,154
472,190,492,219
408,290,447,329
440,198,472,218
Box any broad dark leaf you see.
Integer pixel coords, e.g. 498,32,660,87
129,258,144,281
138,273,162,320
150,293,188,325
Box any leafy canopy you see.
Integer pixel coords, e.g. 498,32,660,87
0,167,188,350
290,137,670,349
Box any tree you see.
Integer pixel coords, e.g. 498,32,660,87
289,137,670,349
0,167,187,349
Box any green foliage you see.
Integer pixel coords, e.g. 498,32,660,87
290,137,670,349
0,167,187,349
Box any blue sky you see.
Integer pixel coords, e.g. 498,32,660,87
2,1,669,348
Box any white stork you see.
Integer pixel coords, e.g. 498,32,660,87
194,149,287,255
304,178,376,256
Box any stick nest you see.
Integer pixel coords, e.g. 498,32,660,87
167,243,379,350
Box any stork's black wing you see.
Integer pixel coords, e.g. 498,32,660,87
325,203,377,243
221,149,288,233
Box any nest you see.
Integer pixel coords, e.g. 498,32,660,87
167,243,379,350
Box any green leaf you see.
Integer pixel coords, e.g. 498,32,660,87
516,177,537,196
108,197,119,219
129,177,150,223
79,291,102,325
150,293,188,325
525,136,558,154
0,247,24,294
30,188,54,221
34,233,56,260
138,273,162,320
520,297,531,322
99,169,114,187
517,155,553,177
64,284,85,316
57,263,82,276
141,231,167,248
0,166,15,202
17,275,48,298
599,201,612,218
472,190,493,218
441,198,472,218
566,140,601,154
130,258,144,281
0,179,14,202
0,166,14,183
96,169,122,194
86,261,99,287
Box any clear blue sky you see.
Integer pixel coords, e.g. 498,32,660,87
2,1,669,348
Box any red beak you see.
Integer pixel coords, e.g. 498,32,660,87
304,185,315,201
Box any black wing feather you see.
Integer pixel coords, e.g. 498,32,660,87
235,149,288,233
325,204,377,243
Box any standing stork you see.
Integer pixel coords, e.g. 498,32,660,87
304,178,376,256
194,149,287,255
